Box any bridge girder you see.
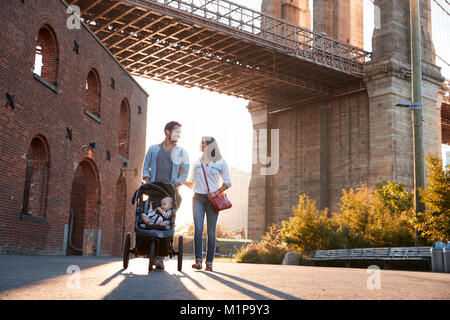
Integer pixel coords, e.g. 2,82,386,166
68,0,371,107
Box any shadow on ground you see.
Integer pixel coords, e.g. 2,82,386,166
200,270,301,300
101,267,199,300
0,254,121,294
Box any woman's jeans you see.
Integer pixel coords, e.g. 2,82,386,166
193,193,219,264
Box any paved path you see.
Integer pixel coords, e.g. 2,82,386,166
0,255,449,300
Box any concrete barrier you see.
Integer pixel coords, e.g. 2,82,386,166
282,252,300,265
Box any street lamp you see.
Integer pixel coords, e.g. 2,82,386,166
395,100,424,120
395,100,424,121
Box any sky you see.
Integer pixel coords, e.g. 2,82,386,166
135,78,254,172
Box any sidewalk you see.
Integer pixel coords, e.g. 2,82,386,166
1,254,449,300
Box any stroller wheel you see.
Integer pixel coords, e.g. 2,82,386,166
148,240,156,272
123,233,131,269
178,236,183,271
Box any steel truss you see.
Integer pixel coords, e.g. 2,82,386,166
66,0,371,105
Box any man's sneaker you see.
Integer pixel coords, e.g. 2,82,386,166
155,258,165,270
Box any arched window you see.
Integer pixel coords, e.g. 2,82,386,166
22,136,50,218
34,25,58,85
118,99,130,159
86,69,101,118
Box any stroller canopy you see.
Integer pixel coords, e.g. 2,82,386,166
131,182,181,210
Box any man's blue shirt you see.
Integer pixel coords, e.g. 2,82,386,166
142,143,189,185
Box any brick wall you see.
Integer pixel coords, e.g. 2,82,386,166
0,0,148,255
269,92,370,224
327,93,371,211
247,92,370,239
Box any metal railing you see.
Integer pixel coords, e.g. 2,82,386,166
130,0,371,75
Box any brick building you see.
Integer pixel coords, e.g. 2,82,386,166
0,0,148,255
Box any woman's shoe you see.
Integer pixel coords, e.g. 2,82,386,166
205,263,213,271
192,260,202,270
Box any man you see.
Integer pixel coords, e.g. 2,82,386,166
142,121,189,269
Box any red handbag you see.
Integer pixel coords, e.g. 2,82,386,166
201,162,232,212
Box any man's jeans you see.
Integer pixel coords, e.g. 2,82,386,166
193,193,219,264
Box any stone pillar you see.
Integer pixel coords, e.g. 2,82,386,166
319,103,329,211
364,0,443,191
313,0,364,48
247,0,312,240
262,0,311,29
248,99,336,238
247,101,271,240
420,0,436,64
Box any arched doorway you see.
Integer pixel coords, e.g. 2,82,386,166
67,159,100,256
112,177,127,256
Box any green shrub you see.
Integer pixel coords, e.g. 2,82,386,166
333,183,415,248
375,180,414,213
235,225,289,264
281,195,340,255
236,162,449,265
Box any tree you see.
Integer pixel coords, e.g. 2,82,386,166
415,154,450,242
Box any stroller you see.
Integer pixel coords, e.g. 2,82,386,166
123,182,183,272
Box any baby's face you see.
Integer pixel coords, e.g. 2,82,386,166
161,197,173,211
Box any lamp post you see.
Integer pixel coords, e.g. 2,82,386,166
395,0,425,246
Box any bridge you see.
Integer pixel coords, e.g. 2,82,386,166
68,0,371,111
67,0,446,240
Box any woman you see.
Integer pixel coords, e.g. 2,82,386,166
185,136,231,271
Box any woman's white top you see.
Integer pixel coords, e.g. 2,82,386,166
187,158,232,194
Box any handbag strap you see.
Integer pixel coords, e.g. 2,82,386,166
200,161,211,193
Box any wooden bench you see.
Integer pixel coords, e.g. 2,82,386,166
308,246,431,268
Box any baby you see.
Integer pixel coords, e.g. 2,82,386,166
140,196,174,228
